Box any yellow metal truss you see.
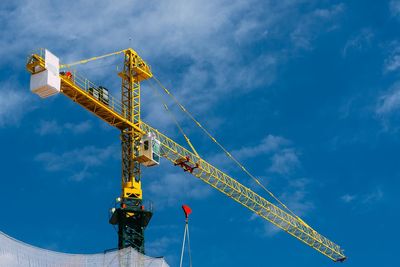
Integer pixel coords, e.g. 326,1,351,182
26,49,346,262
140,123,345,261
118,49,152,200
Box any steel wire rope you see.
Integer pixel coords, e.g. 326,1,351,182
147,80,200,201
147,80,200,158
150,76,313,229
58,49,313,230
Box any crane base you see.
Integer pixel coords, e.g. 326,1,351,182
109,200,153,253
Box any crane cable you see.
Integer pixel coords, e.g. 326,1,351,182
148,80,200,158
60,49,126,69
57,50,312,230
151,76,313,229
58,49,201,158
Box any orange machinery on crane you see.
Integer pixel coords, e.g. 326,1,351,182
26,48,346,262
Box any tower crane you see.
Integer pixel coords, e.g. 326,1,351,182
26,48,346,262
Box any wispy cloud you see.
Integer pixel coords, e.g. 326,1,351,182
232,135,290,160
35,120,62,135
390,0,400,18
342,28,374,57
375,41,400,130
376,82,400,115
249,212,281,237
268,148,300,175
362,187,384,204
280,178,314,217
0,84,32,127
209,134,297,174
250,177,314,237
145,167,211,208
0,0,349,133
35,120,92,135
290,3,345,50
340,187,384,206
340,193,357,203
35,145,118,181
383,41,400,73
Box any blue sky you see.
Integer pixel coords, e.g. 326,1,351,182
0,0,399,266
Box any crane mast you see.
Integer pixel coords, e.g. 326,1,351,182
114,49,153,252
26,48,346,262
120,49,143,199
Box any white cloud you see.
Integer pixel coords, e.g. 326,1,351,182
145,167,211,208
35,145,118,181
376,82,400,115
0,86,32,127
340,187,384,206
290,3,345,50
386,55,400,72
280,178,313,216
340,194,357,203
232,135,290,160
35,120,62,135
0,0,349,131
250,177,314,237
205,133,303,190
268,148,300,174
208,133,300,178
234,19,268,44
249,213,281,237
362,187,384,204
390,0,400,17
64,120,92,134
36,120,92,135
384,41,400,73
313,4,345,19
342,28,374,57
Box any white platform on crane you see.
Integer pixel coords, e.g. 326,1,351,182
30,49,60,98
0,231,169,267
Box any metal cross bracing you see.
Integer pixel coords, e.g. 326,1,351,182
116,49,153,253
140,123,346,262
27,51,135,131
119,49,143,200
26,49,346,262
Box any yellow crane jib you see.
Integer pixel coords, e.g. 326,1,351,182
26,48,346,261
140,122,347,262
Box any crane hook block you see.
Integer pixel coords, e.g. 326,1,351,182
182,204,192,219
30,49,61,98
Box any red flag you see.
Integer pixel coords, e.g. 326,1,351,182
182,204,192,219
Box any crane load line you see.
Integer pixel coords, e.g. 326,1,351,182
150,75,315,229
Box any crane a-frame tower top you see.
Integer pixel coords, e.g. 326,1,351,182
26,48,347,262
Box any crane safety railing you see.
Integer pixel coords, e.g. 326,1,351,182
27,48,45,64
140,122,346,262
67,70,130,119
27,49,132,121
